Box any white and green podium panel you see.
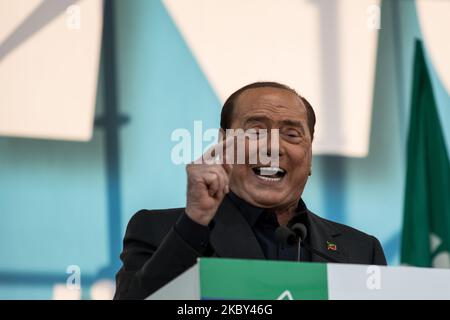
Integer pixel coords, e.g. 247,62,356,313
147,258,450,300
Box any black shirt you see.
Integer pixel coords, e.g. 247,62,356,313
175,191,311,261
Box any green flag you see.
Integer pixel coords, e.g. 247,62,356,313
401,40,450,268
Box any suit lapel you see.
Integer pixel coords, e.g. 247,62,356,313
210,196,265,260
305,211,349,263
208,196,348,263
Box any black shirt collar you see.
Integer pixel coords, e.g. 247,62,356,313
227,190,308,227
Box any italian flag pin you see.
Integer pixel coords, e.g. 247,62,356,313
327,241,337,251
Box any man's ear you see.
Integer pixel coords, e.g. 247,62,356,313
218,128,226,164
218,128,226,142
217,128,233,175
308,169,312,176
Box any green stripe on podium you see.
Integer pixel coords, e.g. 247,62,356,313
200,258,328,300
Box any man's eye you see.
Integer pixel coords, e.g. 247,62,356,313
286,131,299,137
246,128,267,139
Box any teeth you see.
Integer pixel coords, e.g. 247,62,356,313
256,175,282,182
256,167,285,176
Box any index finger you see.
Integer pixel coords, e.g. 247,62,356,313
194,133,236,165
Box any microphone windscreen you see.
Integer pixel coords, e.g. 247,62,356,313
275,225,297,246
291,223,307,241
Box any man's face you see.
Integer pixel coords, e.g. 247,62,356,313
225,87,312,210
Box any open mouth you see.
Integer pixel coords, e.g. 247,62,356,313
251,166,286,182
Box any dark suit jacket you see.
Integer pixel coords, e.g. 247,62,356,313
114,196,387,300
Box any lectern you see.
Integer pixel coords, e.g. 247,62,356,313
147,258,450,300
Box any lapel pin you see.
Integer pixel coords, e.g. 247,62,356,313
327,241,337,251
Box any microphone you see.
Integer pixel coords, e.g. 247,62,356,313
274,225,297,246
275,224,305,261
291,223,307,241
275,223,339,263
291,223,307,262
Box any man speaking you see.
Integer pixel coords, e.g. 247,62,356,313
114,82,387,300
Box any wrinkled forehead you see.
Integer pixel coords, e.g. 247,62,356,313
233,87,307,121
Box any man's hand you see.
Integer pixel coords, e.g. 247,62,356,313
185,137,233,226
